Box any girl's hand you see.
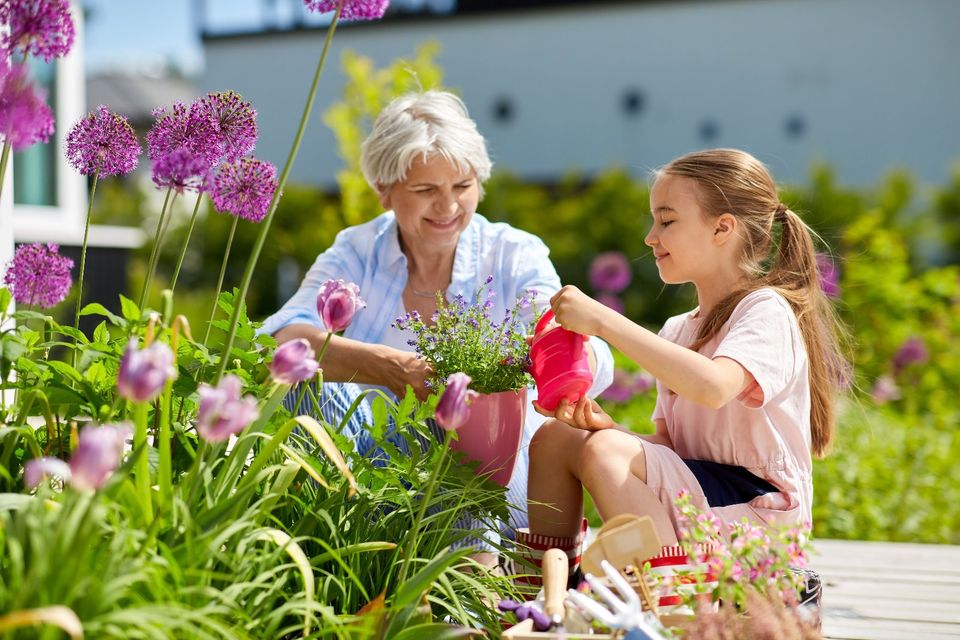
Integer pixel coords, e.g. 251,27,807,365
550,285,612,337
534,396,615,431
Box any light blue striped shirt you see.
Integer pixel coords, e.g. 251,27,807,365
260,210,613,401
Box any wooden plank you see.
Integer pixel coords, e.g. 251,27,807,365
824,617,960,640
814,539,960,574
823,578,960,603
823,598,960,624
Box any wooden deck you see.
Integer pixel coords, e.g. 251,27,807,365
815,539,960,639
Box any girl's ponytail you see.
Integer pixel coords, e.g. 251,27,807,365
659,149,847,457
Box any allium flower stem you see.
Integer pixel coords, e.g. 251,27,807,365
170,191,204,293
202,215,239,346
0,142,10,201
214,1,343,382
138,187,174,310
72,168,100,360
132,401,154,522
157,378,175,509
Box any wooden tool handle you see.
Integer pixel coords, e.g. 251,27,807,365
542,548,568,622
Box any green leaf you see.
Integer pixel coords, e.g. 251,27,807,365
0,286,10,312
45,360,83,384
92,321,110,344
80,302,125,326
119,295,141,322
390,624,476,640
392,547,469,610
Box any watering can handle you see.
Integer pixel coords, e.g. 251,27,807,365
534,309,555,336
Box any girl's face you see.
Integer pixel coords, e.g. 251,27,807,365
380,154,480,253
645,174,726,285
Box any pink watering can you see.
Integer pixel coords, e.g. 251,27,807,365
528,309,593,412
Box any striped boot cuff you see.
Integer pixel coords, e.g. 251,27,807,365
513,519,587,585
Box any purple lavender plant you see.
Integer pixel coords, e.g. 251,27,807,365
147,100,223,170
303,0,389,21
201,90,258,163
0,61,54,151
210,157,278,223
151,148,211,194
0,0,75,62
393,277,535,394
2,242,72,308
64,105,141,176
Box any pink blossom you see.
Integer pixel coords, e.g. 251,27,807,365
24,456,71,489
117,339,177,403
270,338,320,385
0,61,54,151
316,279,366,333
435,372,478,432
196,375,259,442
70,423,131,491
589,251,632,294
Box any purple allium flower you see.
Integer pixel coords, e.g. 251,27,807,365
147,100,223,170
151,148,211,193
435,372,478,432
815,253,840,298
201,90,257,163
316,279,366,333
196,374,260,442
65,105,141,176
893,336,928,372
599,369,634,403
0,0,75,62
69,423,131,491
596,292,625,315
24,456,71,489
3,242,72,308
870,375,901,405
0,61,54,151
303,0,389,21
589,251,632,294
270,338,321,385
633,370,655,394
117,338,177,403
210,157,277,223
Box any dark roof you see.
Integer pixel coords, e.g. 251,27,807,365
87,71,199,128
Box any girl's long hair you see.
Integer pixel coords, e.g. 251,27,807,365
657,149,847,456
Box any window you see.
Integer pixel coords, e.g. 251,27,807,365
13,58,58,207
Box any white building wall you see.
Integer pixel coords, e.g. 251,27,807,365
203,0,960,187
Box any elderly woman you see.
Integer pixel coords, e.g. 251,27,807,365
260,90,613,559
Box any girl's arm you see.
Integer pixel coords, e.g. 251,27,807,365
274,324,432,400
636,418,673,448
551,286,754,410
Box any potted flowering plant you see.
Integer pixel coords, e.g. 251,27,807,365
394,276,536,485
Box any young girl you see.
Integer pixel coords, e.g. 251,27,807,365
518,148,846,576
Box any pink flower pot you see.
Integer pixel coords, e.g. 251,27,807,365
449,387,527,486
528,310,593,412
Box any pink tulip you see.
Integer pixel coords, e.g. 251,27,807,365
316,279,366,333
270,338,320,385
24,457,71,489
196,375,260,442
117,338,176,403
435,372,479,432
70,423,131,491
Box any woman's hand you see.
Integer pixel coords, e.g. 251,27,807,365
534,395,615,431
550,285,613,337
382,349,434,401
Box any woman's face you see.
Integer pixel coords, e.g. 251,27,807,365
380,154,480,252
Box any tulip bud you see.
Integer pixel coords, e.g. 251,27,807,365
316,279,366,334
24,457,72,489
196,375,260,442
270,338,320,385
435,372,479,432
117,338,176,403
70,423,131,491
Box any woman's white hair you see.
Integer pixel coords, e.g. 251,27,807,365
360,90,493,195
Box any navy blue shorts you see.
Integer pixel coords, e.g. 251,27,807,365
681,459,779,507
